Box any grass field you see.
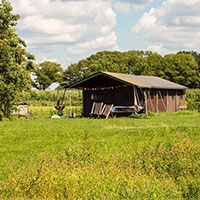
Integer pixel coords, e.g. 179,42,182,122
28,105,82,117
0,108,200,199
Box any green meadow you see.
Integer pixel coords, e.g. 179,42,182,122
0,108,200,199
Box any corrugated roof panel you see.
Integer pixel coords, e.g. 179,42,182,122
66,71,188,90
120,74,187,89
103,72,188,90
103,72,150,88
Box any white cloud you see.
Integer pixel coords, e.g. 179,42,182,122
19,15,86,36
68,32,120,54
148,44,169,55
132,0,200,53
41,57,58,63
114,0,153,13
114,2,132,14
11,0,118,54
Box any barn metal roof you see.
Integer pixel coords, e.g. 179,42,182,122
66,71,188,90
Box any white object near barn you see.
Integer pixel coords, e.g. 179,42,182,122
12,102,28,116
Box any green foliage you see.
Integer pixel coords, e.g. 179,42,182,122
33,61,63,90
28,106,82,117
63,50,200,88
63,51,129,83
1,133,200,199
0,0,34,118
178,50,200,69
163,54,200,88
0,111,199,199
186,89,200,111
21,90,82,106
131,51,164,77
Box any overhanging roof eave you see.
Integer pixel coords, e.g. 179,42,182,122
65,71,151,88
150,86,188,90
101,71,151,88
63,71,187,90
64,72,102,88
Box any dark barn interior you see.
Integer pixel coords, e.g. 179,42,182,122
65,72,187,117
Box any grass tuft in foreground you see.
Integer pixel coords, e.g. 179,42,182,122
1,133,199,200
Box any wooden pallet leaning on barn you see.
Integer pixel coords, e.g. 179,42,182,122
90,102,104,118
100,104,114,119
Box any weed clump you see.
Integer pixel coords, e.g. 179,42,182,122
1,134,199,199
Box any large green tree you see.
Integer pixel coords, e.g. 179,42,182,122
0,0,34,118
162,54,200,88
178,51,200,68
63,50,145,84
63,50,166,84
33,61,63,90
63,50,200,88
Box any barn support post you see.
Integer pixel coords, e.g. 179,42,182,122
144,89,148,118
133,86,137,105
136,87,141,106
166,90,169,112
156,90,158,113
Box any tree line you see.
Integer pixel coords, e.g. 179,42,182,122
0,0,200,118
63,50,200,89
34,50,200,90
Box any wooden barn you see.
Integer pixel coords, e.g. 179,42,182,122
65,71,188,117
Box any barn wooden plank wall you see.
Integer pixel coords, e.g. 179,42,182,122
82,87,186,116
147,89,185,113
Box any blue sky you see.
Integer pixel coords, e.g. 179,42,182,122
10,0,200,69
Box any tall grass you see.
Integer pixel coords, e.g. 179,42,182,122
0,111,199,199
28,106,82,117
21,90,82,106
186,89,200,111
1,133,199,199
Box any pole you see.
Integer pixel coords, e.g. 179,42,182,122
156,90,158,113
69,89,72,117
144,89,148,118
57,88,60,107
61,88,66,108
